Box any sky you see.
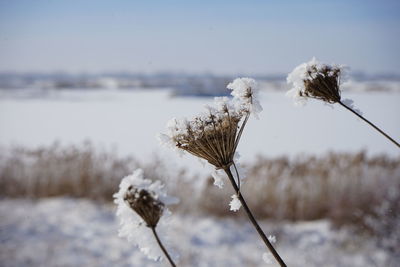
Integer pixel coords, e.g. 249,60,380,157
0,0,399,75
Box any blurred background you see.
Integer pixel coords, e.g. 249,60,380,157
0,1,399,266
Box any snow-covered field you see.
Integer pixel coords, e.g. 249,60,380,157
0,198,395,267
0,88,399,266
0,88,399,174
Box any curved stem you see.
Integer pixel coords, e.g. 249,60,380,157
232,162,241,192
338,101,400,148
224,167,287,267
151,227,177,267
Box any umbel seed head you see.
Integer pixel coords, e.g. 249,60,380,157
302,64,342,103
124,186,165,228
160,78,262,170
287,57,347,105
172,106,243,169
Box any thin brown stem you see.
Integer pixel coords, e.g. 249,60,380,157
232,162,241,192
233,112,250,152
151,227,177,267
338,101,400,148
224,167,287,267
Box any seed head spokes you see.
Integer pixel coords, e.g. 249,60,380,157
124,186,165,228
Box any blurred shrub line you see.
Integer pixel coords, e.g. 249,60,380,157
1,143,399,235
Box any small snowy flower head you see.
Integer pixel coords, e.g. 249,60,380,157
113,169,178,261
159,78,262,169
287,57,348,105
227,77,263,119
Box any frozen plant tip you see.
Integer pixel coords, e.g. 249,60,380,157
114,169,178,267
160,78,287,267
287,57,400,148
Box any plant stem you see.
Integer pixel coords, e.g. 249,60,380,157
224,167,287,267
151,226,177,267
338,101,400,148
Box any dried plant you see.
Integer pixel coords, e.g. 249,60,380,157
287,57,399,148
160,78,287,266
114,169,178,266
124,186,165,228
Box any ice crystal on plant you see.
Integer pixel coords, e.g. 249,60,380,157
342,98,363,116
268,235,276,243
262,236,277,263
210,153,246,190
229,194,242,212
262,252,274,264
227,77,263,119
211,169,226,188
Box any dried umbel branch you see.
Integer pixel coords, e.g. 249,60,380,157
287,57,399,148
124,186,165,228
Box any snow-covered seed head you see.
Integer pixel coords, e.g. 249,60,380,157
176,111,241,169
114,169,179,261
161,100,245,169
124,186,165,228
159,78,262,169
287,57,347,105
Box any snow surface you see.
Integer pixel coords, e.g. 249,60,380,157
0,198,395,267
0,89,399,175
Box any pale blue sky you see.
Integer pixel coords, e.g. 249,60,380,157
0,0,399,74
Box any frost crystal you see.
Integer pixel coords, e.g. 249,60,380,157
227,77,263,119
342,98,363,116
113,169,178,261
210,153,246,190
268,235,276,243
262,252,274,264
211,169,226,188
262,236,277,264
287,57,348,105
229,194,242,212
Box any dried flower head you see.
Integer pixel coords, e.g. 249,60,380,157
124,186,165,227
287,57,348,105
114,169,178,261
159,78,261,170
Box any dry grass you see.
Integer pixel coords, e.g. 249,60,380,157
0,142,138,200
1,143,399,228
199,152,400,225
